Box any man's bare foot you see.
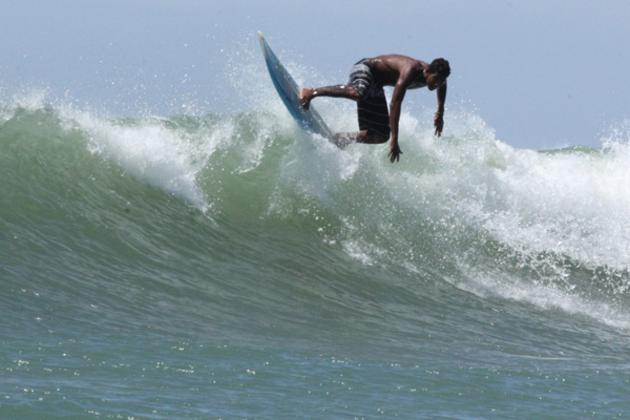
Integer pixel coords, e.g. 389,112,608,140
299,88,314,110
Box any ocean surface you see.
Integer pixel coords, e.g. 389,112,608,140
2,90,630,419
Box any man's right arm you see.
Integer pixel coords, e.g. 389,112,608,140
434,82,447,137
388,82,406,162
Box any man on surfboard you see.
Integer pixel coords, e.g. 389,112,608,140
300,55,450,162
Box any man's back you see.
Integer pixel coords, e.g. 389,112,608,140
363,55,427,87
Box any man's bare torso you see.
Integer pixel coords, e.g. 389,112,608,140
362,54,428,88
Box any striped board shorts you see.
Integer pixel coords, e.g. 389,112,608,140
348,59,390,139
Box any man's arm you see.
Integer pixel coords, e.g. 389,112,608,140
388,79,410,163
434,82,447,137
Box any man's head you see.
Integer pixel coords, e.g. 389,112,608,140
425,58,450,90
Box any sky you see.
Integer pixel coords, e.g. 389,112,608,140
1,0,629,149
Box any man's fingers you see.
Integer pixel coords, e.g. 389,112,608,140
388,146,402,163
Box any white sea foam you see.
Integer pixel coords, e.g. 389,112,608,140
291,103,630,328
58,107,222,211
455,260,630,331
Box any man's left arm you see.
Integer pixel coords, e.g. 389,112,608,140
434,82,447,137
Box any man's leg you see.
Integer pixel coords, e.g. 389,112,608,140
300,85,359,110
334,130,388,145
328,86,390,148
354,87,390,144
331,130,389,148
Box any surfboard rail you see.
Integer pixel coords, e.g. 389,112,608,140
258,32,335,140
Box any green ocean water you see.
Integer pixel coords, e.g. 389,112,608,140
1,99,630,418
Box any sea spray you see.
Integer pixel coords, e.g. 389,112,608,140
2,97,630,418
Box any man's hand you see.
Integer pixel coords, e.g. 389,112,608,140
388,141,402,163
434,112,444,137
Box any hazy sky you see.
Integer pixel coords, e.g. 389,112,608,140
1,0,629,149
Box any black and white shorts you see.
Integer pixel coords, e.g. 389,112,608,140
348,59,390,139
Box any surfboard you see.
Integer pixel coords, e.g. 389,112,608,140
258,32,335,142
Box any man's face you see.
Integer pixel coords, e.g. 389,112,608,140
426,72,445,91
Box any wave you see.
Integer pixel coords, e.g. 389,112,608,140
1,94,630,338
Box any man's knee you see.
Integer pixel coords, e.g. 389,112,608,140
346,85,361,101
365,129,390,144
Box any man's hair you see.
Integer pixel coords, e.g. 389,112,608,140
428,58,451,78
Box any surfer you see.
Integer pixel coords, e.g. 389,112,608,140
300,55,450,162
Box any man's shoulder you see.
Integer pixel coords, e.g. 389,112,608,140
372,53,415,61
373,55,425,69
